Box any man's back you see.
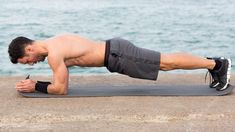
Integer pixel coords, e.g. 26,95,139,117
44,34,106,67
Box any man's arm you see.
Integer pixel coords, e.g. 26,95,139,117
47,54,69,95
15,54,69,94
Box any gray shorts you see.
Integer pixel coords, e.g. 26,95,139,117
104,38,161,80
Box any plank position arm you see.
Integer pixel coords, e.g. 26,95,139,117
47,54,69,95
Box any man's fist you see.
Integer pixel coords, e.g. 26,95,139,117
16,79,36,93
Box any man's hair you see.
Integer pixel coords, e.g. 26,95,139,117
8,37,34,64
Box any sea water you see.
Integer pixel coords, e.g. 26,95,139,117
0,0,234,76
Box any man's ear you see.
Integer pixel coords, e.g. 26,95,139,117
25,45,33,53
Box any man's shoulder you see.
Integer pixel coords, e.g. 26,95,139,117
47,52,65,68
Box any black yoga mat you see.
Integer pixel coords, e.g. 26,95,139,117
19,84,234,98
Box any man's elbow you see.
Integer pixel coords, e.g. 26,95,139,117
62,90,68,95
49,87,68,95
57,90,67,95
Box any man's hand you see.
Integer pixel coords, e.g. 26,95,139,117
16,79,36,93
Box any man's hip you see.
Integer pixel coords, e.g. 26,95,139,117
104,38,161,80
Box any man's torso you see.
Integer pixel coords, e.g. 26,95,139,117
44,34,106,67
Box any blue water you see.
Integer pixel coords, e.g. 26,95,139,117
0,0,234,76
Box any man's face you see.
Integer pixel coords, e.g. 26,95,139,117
17,53,45,65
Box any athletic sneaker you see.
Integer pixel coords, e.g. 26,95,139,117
206,57,221,88
215,58,232,91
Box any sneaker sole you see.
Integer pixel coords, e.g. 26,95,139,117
219,58,231,91
211,82,219,88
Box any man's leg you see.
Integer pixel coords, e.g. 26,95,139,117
160,52,231,91
160,52,215,71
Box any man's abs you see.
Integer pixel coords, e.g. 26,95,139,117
64,42,106,67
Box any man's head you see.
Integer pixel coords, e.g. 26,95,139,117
8,37,46,65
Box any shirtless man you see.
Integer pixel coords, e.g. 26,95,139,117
8,34,231,94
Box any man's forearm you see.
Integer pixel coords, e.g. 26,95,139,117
47,84,67,95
